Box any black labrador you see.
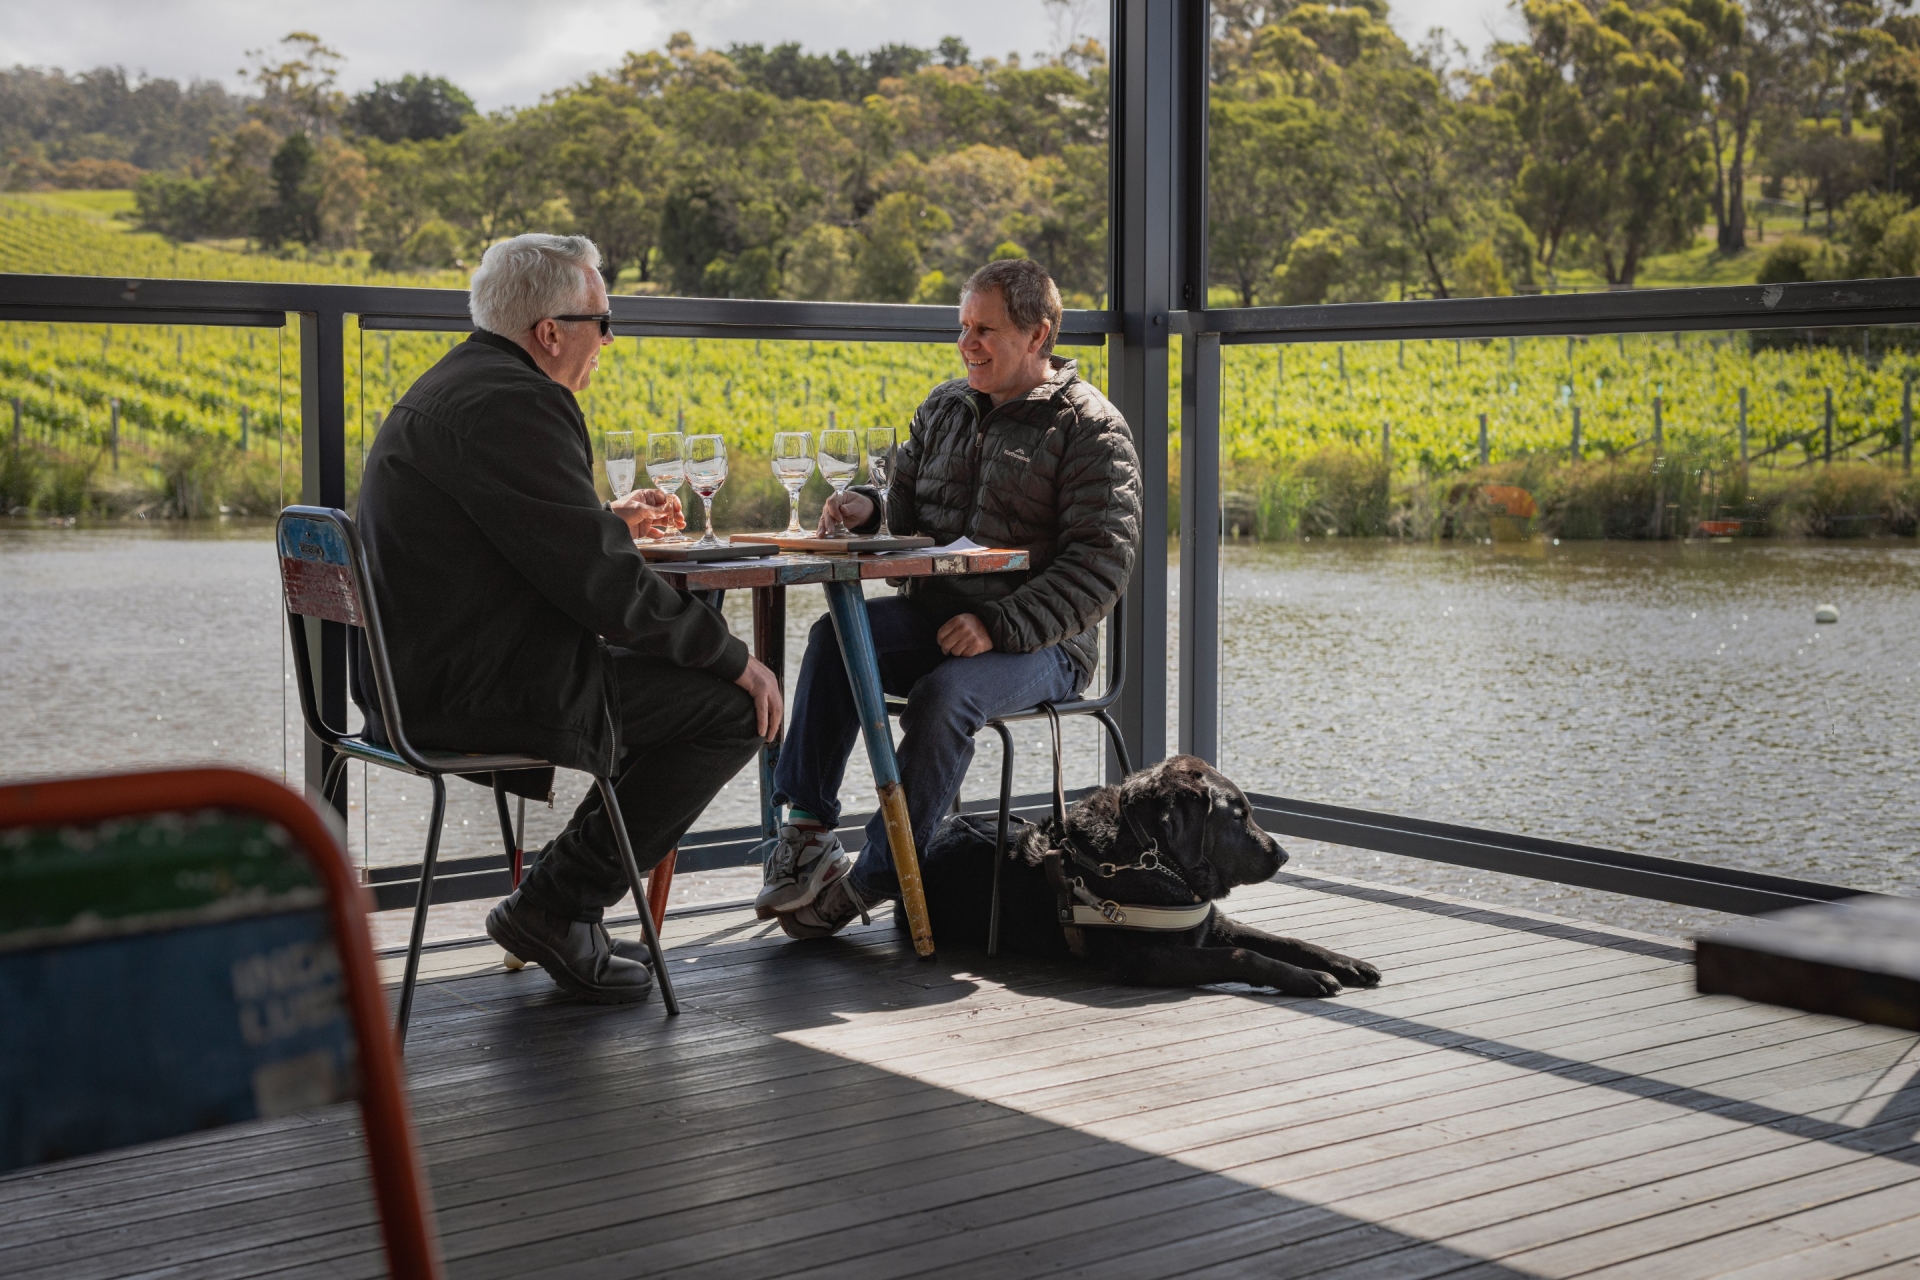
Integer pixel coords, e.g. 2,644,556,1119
918,755,1381,997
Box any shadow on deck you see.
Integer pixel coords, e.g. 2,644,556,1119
7,873,1920,1279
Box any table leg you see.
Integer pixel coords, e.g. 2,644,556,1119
822,579,935,958
753,584,787,842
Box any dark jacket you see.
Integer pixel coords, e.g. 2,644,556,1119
354,330,747,781
857,356,1140,681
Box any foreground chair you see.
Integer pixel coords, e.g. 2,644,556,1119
887,596,1131,954
0,766,444,1278
276,506,678,1043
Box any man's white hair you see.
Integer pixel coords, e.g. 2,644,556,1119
468,234,603,336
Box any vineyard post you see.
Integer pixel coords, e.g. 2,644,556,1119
1738,387,1748,463
1381,420,1391,469
1824,387,1834,464
1896,372,1912,474
1397,340,1404,369
1571,405,1582,461
1651,396,1665,538
10,398,18,452
109,399,118,470
1478,412,1488,465
1508,337,1516,366
1654,396,1663,452
241,405,249,452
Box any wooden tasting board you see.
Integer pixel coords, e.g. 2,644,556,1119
729,533,935,554
637,540,782,563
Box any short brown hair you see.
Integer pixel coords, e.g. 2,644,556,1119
962,259,1063,355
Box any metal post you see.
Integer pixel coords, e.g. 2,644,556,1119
1824,386,1834,464
1178,332,1220,763
109,398,119,470
1478,413,1488,465
299,310,349,819
1381,419,1392,468
241,404,249,452
1738,387,1749,463
1106,0,1190,779
1571,405,1582,461
9,398,18,450
1654,396,1663,452
1896,376,1912,475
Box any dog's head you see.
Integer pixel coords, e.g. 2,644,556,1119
1042,756,1285,902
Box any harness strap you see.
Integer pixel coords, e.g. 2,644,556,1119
1069,900,1213,930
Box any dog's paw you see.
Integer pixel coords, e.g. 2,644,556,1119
1326,954,1382,988
1276,967,1342,998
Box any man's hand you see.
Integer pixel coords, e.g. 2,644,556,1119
937,613,994,658
816,490,874,536
614,489,684,540
734,656,784,741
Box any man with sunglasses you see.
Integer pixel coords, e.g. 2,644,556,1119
354,232,782,1005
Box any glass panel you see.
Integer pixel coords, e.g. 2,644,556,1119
1192,327,1920,938
2,2,1110,304
1207,3,1920,302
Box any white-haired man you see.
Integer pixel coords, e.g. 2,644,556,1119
355,233,781,1003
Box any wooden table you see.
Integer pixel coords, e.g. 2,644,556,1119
649,545,1030,957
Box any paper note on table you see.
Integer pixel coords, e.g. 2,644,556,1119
878,535,982,557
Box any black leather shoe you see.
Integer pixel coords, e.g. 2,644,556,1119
487,890,653,1004
599,924,655,968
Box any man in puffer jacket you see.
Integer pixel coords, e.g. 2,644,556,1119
759,258,1143,938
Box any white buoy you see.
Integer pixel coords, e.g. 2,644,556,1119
1814,604,1840,624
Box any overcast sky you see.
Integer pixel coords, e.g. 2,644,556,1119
0,0,1526,112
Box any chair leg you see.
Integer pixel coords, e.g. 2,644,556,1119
988,721,1015,957
394,774,446,1049
1094,708,1134,777
489,775,518,878
594,777,679,1016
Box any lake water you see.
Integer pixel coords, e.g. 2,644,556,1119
3,522,1914,941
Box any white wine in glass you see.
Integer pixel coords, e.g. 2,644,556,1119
771,431,814,535
865,426,896,539
818,427,860,537
646,432,685,538
685,434,728,548
604,431,636,500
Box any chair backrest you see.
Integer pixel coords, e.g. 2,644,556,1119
0,767,442,1279
276,506,428,770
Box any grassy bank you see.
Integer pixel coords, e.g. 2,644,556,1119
1197,445,1920,541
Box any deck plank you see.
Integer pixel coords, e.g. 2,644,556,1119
6,875,1916,1280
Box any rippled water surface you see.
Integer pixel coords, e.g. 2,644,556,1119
4,523,1914,939
1207,538,1920,934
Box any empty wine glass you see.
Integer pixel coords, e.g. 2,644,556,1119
865,426,896,539
646,432,685,538
604,431,636,500
818,427,860,537
685,434,728,548
772,431,814,535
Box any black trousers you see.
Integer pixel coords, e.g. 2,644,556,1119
519,649,763,923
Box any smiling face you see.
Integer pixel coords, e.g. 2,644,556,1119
525,267,611,392
957,283,1054,406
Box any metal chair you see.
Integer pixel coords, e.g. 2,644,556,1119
276,506,678,1045
886,596,1131,954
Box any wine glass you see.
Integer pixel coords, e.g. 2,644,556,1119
685,434,728,548
604,432,636,500
865,426,896,539
646,432,685,538
771,431,814,536
818,427,860,537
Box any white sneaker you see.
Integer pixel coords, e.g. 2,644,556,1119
754,824,850,918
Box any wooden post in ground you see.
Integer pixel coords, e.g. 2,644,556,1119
10,398,18,451
1824,387,1834,464
1381,420,1391,470
1738,387,1749,463
1478,413,1488,465
1896,372,1912,477
241,405,249,452
110,399,119,471
1571,405,1582,461
1651,397,1664,539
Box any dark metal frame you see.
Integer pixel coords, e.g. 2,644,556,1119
5,0,1913,923
276,506,679,1036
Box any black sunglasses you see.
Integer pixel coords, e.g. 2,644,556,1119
551,312,613,338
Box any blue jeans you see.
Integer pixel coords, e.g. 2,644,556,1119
773,595,1081,901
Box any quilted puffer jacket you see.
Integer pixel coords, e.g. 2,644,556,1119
854,355,1141,684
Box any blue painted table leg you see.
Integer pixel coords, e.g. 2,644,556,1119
753,585,786,843
823,579,935,957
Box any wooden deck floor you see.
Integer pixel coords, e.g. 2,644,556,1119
7,870,1920,1279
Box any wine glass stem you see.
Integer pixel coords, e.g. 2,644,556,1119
786,489,802,534
876,491,890,538
702,495,716,543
